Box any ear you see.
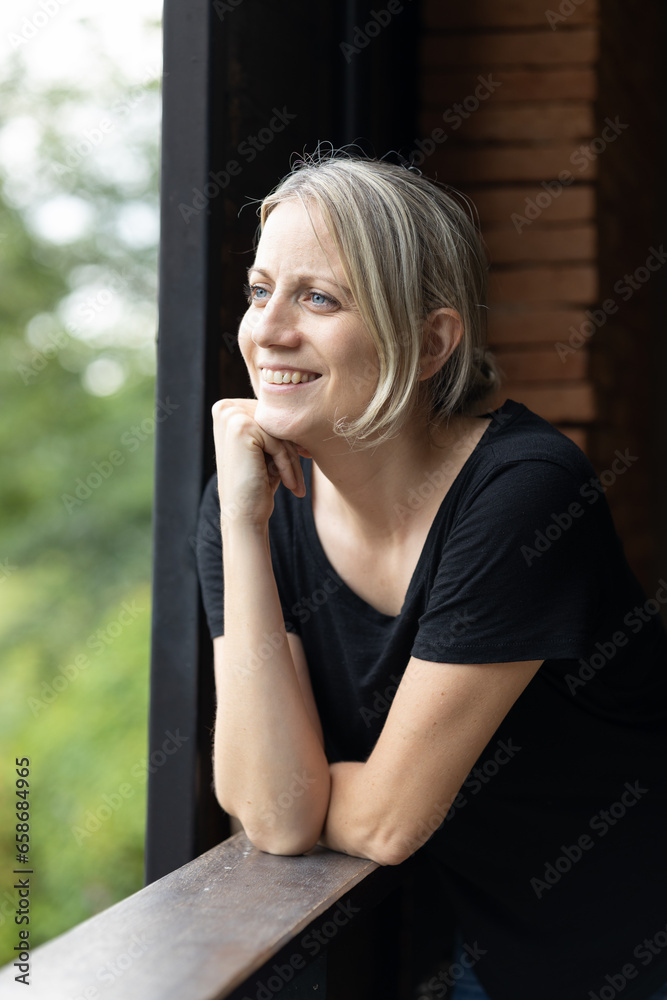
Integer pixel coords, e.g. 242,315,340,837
419,308,463,381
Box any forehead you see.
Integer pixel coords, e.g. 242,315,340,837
252,199,343,277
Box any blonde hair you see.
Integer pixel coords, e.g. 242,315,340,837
259,154,499,446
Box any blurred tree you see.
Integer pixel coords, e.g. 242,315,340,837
0,16,161,963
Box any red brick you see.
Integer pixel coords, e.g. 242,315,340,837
489,266,598,304
420,103,594,141
471,185,594,225
485,225,596,263
488,308,592,344
494,346,588,380
493,383,597,422
421,29,598,67
422,69,596,104
432,145,598,184
422,0,599,29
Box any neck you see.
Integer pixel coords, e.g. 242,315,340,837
301,414,487,541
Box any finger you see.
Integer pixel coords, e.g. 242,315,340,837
284,444,306,498
211,400,305,497
262,438,305,497
212,398,257,420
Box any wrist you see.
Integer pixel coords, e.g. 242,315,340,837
221,517,270,548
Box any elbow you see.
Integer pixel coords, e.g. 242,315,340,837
322,813,417,867
246,804,324,857
215,789,322,857
359,827,417,867
249,827,320,858
366,843,412,867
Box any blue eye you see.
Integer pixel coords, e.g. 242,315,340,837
310,291,337,308
244,283,269,304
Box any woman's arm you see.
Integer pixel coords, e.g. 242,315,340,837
211,400,330,855
210,398,542,863
318,655,542,866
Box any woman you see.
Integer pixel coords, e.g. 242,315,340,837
196,154,667,1000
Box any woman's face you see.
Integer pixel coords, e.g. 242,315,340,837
238,199,380,449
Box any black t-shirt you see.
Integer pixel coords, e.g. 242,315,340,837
196,399,667,1000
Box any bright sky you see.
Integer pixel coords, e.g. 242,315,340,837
0,1,164,394
0,2,163,87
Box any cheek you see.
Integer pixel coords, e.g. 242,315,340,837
237,315,254,362
335,345,380,396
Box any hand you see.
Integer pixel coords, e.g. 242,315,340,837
211,398,306,530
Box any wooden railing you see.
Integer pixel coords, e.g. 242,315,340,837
0,833,416,1000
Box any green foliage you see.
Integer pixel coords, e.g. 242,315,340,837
0,28,160,965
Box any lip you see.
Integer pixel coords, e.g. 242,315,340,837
258,365,323,392
259,365,321,376
260,382,320,392
259,375,322,392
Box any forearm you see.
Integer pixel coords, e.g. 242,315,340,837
318,762,369,857
317,761,402,864
319,760,443,867
215,521,330,854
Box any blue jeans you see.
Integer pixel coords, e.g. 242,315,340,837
448,939,667,1000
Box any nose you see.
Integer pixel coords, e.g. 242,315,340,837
249,292,301,349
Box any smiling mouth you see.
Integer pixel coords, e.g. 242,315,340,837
260,367,321,384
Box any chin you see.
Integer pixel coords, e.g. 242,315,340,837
253,401,313,446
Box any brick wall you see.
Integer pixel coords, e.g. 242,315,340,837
419,0,661,586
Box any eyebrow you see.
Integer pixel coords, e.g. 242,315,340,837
246,266,353,300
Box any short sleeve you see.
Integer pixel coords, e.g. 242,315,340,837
195,474,224,638
195,473,303,639
411,459,610,664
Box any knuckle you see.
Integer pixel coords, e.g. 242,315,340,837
227,412,251,432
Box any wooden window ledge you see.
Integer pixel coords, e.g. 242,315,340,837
0,832,401,1000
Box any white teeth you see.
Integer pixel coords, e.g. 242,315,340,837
261,368,318,385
